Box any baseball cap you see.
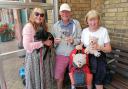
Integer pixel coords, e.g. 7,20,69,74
59,3,71,12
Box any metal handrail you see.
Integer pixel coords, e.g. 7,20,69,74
0,49,25,60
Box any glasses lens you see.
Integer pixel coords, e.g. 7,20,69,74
35,12,39,16
40,14,44,17
35,12,44,17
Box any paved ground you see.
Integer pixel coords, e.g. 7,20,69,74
0,39,24,89
0,39,71,89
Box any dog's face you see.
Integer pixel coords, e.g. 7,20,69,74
34,27,54,44
73,53,86,68
89,36,98,45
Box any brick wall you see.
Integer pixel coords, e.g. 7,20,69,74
91,0,104,12
108,29,128,47
102,0,128,47
103,0,128,29
59,0,91,28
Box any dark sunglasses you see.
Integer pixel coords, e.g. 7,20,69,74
34,12,44,17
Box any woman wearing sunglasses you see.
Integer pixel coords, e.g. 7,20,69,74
22,7,55,89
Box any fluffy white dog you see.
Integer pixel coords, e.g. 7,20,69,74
85,36,101,57
72,53,87,68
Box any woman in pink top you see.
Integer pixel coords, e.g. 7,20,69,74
22,7,55,89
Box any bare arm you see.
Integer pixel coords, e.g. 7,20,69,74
99,43,112,53
96,42,112,53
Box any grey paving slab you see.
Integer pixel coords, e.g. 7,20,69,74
0,39,24,89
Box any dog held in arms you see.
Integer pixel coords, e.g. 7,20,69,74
85,36,101,57
34,27,54,60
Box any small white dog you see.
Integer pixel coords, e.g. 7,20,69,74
85,36,101,57
72,53,87,68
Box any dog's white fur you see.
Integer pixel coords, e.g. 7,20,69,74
85,36,101,57
72,53,87,68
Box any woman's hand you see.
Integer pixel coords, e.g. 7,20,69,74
43,40,53,46
76,44,82,50
91,42,112,52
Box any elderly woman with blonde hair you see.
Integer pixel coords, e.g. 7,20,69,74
22,7,55,89
81,10,112,89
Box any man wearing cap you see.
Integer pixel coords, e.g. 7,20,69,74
52,3,82,89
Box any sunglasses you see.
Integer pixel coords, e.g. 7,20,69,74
34,12,44,17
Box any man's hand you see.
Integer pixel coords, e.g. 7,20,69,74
65,36,74,44
54,37,61,44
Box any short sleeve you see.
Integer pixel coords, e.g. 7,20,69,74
81,30,84,43
104,29,110,43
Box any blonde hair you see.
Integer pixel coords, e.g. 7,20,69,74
85,10,100,24
29,7,48,32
